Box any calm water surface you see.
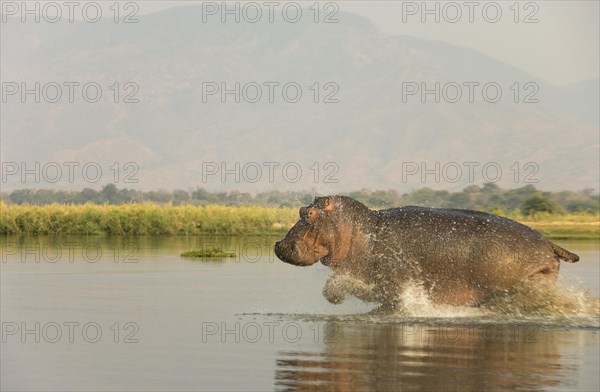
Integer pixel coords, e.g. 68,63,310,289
1,236,598,391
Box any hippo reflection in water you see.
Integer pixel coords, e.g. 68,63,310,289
274,196,579,310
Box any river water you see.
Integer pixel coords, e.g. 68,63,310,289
1,236,598,391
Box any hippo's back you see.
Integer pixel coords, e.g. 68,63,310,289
378,205,544,241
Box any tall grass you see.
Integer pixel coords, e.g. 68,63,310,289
518,212,600,240
1,202,597,238
0,202,298,235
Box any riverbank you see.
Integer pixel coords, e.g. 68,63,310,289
521,219,600,240
0,202,297,236
1,202,598,239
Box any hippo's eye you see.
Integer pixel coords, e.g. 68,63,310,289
306,208,320,223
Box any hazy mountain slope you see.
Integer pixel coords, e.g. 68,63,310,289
1,6,598,192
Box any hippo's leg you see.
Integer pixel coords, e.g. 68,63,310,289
322,274,378,304
322,275,345,304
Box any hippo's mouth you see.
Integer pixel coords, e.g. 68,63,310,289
320,253,339,268
320,254,331,266
275,240,323,266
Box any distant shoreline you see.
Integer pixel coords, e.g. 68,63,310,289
522,221,600,240
1,203,597,240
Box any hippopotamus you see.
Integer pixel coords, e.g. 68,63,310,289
274,196,579,310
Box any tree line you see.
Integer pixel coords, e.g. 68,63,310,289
1,183,598,215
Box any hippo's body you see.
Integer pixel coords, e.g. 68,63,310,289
274,196,579,309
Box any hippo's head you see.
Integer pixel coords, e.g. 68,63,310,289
274,196,374,269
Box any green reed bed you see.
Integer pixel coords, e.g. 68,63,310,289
0,202,298,236
520,215,600,240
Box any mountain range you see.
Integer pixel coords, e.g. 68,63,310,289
1,5,598,192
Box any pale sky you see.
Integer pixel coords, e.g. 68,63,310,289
135,0,599,86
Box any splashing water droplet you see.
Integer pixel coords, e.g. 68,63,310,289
323,273,599,325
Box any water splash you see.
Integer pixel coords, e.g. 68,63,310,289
323,273,600,326
395,280,485,318
483,280,600,319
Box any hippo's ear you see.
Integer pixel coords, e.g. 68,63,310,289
322,197,337,212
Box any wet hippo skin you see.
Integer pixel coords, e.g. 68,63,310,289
274,196,579,310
